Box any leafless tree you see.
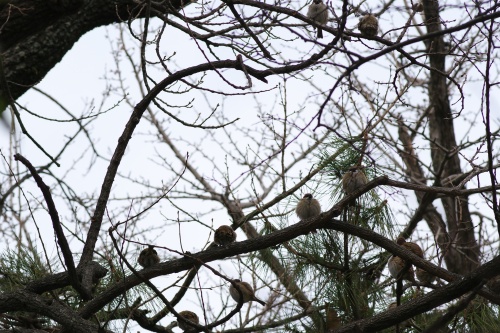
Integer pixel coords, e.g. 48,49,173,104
0,0,499,332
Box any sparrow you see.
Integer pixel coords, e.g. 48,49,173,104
295,193,321,220
388,256,415,283
326,307,341,330
358,14,379,37
177,310,199,332
342,166,368,195
387,302,398,310
307,0,329,38
214,225,237,246
396,237,424,258
412,2,424,12
137,245,160,268
229,279,266,306
416,267,435,285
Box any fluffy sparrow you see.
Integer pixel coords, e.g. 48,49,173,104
396,237,424,258
137,245,160,268
214,225,237,246
295,193,321,220
397,237,431,284
416,267,435,284
229,279,266,306
342,166,368,195
358,14,379,37
326,307,341,330
387,302,398,310
177,310,199,332
388,256,415,283
412,2,424,12
307,0,329,38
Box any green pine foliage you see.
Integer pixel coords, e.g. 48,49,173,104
0,247,51,291
252,136,401,330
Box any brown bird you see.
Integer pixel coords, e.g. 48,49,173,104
137,245,160,268
214,225,237,246
296,193,321,220
229,279,266,306
412,2,424,12
396,237,424,258
177,310,199,332
387,302,398,310
416,266,436,285
388,256,415,283
307,0,329,38
326,307,341,331
358,14,379,37
342,166,368,195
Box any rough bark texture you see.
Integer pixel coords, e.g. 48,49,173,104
0,0,178,111
422,0,479,273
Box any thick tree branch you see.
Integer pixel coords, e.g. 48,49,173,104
0,290,105,333
78,178,500,319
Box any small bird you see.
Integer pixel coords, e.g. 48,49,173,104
177,310,199,332
416,267,435,285
229,279,266,306
358,14,379,37
387,302,398,310
342,166,368,195
214,225,237,246
388,256,415,283
307,0,329,38
137,245,160,268
296,193,321,220
396,237,424,258
412,2,424,12
326,307,341,331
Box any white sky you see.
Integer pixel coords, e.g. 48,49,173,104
1,1,500,330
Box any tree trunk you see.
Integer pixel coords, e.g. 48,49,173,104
422,0,479,273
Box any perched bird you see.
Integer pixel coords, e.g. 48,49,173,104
387,302,398,310
342,166,368,195
177,310,199,332
229,279,266,306
396,237,424,258
326,307,341,331
388,256,415,283
397,237,432,284
214,225,237,246
307,0,329,38
296,193,321,220
416,267,435,285
412,2,424,12
137,245,160,268
358,14,379,37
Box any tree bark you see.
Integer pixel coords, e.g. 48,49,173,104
0,0,181,111
422,0,479,273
